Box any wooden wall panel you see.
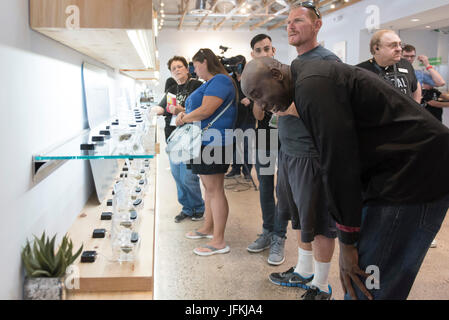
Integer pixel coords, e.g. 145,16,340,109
30,0,153,29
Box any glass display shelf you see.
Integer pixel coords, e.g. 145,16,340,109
34,108,157,161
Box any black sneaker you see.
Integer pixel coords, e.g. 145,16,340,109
191,212,204,221
269,267,313,289
225,170,240,178
301,285,332,300
174,212,190,223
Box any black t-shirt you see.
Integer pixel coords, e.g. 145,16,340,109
292,59,449,244
357,58,418,98
158,79,202,141
422,88,443,122
235,79,256,128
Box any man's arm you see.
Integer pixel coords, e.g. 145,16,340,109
427,100,449,108
413,80,422,104
418,55,446,87
275,103,299,118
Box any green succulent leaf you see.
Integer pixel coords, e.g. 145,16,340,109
23,232,83,278
31,270,52,277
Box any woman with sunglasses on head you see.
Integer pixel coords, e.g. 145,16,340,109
176,48,238,256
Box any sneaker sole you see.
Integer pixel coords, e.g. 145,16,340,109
247,245,271,253
191,217,205,221
267,256,285,266
268,277,311,289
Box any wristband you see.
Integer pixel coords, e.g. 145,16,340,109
426,65,433,70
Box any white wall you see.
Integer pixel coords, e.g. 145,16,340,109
154,28,296,100
0,0,136,299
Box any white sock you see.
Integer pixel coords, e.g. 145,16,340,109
294,248,314,279
310,259,331,293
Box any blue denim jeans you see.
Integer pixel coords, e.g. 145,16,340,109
345,193,449,300
169,160,205,216
255,149,288,238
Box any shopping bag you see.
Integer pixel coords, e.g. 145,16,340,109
166,123,202,163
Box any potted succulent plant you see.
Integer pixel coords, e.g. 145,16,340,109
21,232,83,300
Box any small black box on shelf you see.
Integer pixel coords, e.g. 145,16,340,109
92,229,106,238
107,199,113,206
92,136,104,142
80,143,95,150
100,130,110,136
81,251,97,263
101,212,113,220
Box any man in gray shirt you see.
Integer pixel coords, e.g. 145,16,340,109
267,3,339,300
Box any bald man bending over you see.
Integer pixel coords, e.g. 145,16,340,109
242,57,449,300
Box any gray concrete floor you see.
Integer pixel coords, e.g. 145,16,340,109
153,127,449,300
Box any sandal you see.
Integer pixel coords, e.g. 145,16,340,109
193,245,230,256
185,230,213,239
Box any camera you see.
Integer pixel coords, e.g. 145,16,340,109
219,55,246,76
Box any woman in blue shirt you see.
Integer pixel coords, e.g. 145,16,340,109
176,48,237,256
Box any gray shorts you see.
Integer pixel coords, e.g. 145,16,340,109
276,150,337,243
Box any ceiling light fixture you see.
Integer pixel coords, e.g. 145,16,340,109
411,18,420,22
127,30,155,69
191,0,213,14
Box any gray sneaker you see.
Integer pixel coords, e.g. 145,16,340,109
268,235,286,265
247,229,273,253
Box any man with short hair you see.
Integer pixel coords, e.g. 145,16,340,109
402,44,446,88
402,44,448,125
241,56,449,300
266,3,339,300
358,30,421,103
245,34,289,267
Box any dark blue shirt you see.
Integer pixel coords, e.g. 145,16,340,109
185,74,237,146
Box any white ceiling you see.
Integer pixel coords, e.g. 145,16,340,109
381,3,449,32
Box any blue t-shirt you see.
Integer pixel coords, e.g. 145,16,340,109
185,74,237,146
415,70,436,87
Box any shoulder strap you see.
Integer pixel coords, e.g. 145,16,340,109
203,99,234,132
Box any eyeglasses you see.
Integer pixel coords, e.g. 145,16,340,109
297,1,321,19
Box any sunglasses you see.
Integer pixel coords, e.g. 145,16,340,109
297,1,321,19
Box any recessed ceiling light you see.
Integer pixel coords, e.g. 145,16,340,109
426,25,431,28
411,18,420,22
330,4,336,9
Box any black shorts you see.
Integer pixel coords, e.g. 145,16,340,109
188,144,231,175
276,150,337,243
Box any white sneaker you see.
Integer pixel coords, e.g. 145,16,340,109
430,239,437,248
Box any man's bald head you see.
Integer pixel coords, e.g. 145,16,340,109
241,57,293,112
